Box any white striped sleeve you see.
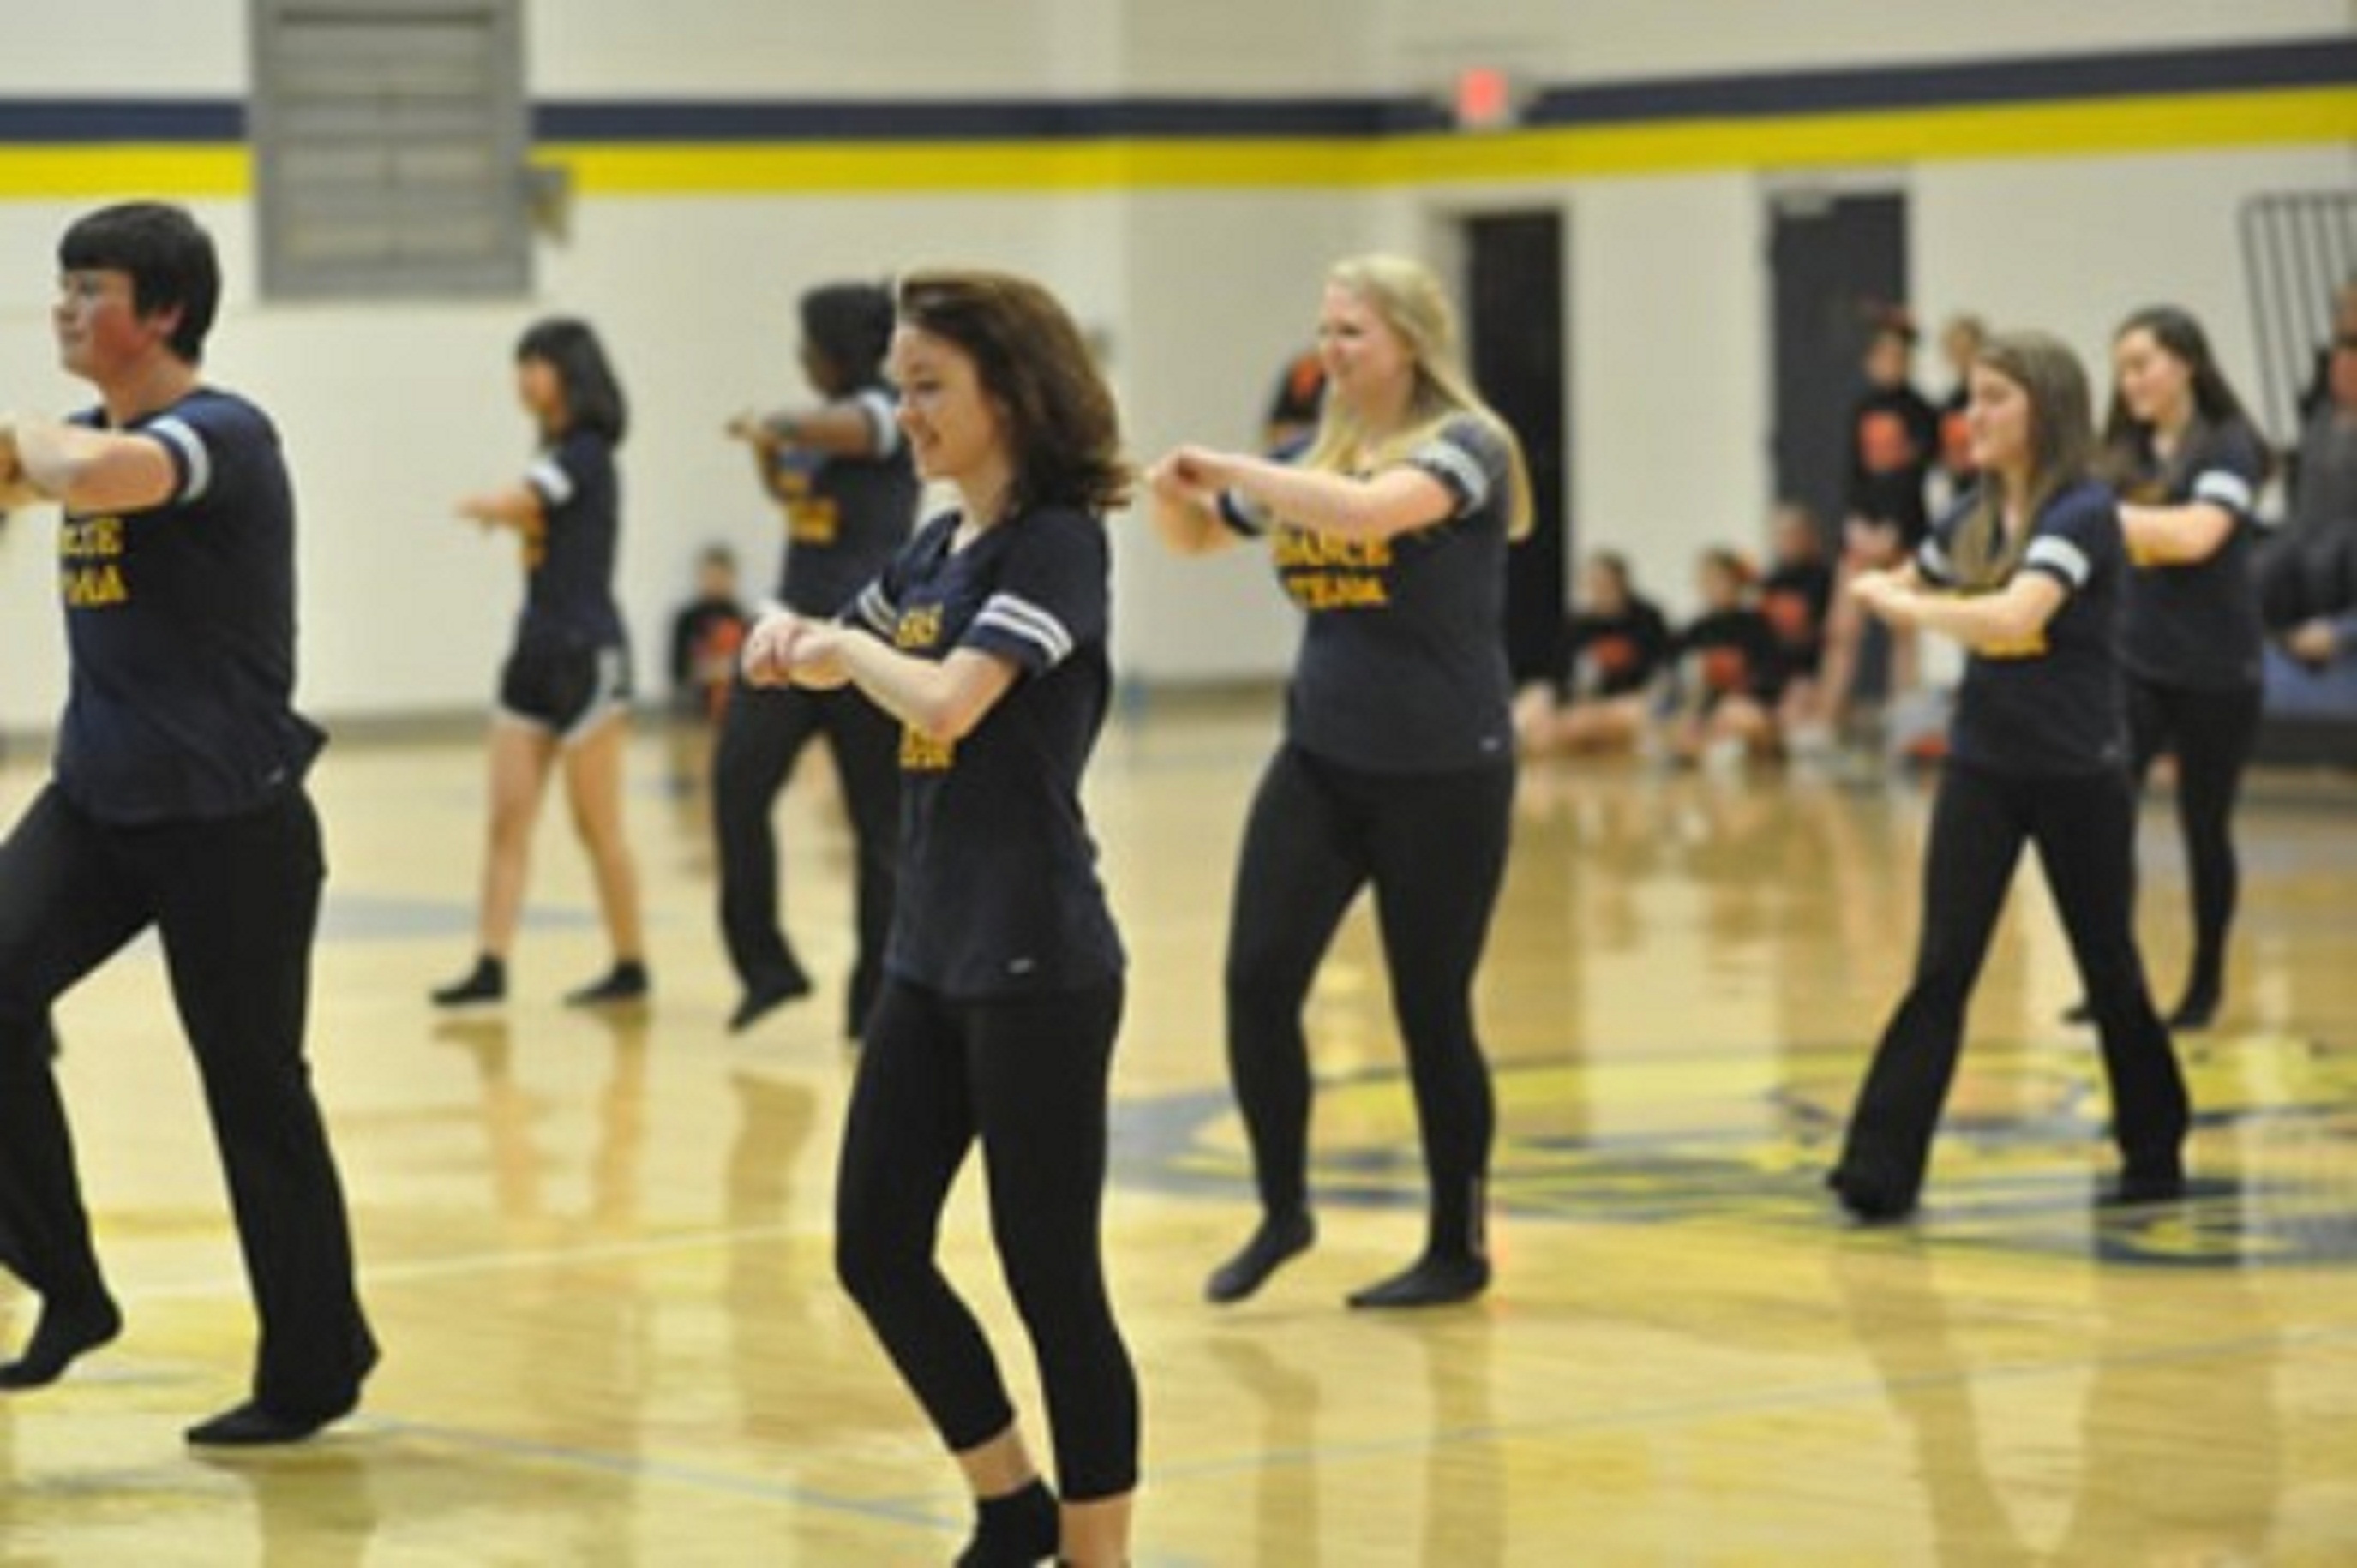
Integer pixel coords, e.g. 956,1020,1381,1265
2192,468,2254,517
1916,534,1957,586
1407,431,1494,514
146,415,212,503
854,389,903,457
852,580,898,635
526,453,576,507
2024,534,2093,589
971,590,1075,668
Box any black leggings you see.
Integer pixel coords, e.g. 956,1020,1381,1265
1836,762,2190,1208
2125,676,2263,1003
711,677,899,1030
0,785,375,1413
834,976,1137,1501
1224,745,1513,1257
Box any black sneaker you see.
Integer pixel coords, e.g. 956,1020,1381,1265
430,956,506,1008
728,969,812,1033
566,961,649,1008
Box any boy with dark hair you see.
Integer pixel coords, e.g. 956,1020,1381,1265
0,201,377,1446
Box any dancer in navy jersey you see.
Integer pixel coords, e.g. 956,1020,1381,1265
2095,307,2272,1031
0,202,375,1444
742,269,1136,1567
715,282,918,1037
1827,330,2190,1220
434,318,648,1009
1147,253,1533,1309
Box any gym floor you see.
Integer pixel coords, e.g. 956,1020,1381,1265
4,695,2354,1565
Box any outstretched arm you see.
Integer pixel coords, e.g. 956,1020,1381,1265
1163,443,1454,542
1,414,179,514
1852,563,2067,655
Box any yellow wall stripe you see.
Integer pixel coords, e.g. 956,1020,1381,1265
549,87,2357,195
0,146,249,199
0,86,2347,201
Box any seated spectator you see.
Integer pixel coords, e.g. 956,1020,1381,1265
2263,307,2357,709
1658,548,1784,768
1514,550,1672,756
667,542,747,723
1759,500,1835,736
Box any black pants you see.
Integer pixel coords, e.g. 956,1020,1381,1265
711,677,898,1032
834,976,1137,1501
0,785,375,1414
2126,675,2263,1004
1224,744,1512,1258
1836,761,2190,1208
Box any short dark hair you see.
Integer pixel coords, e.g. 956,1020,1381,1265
895,268,1129,515
799,281,896,392
57,202,220,364
516,316,627,445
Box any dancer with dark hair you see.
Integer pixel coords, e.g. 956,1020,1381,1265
434,317,648,1008
743,268,1137,1567
2094,305,2272,1031
0,201,375,1444
715,282,917,1036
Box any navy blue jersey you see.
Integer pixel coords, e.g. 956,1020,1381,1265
766,385,920,616
1918,479,2129,777
1231,416,1515,773
1568,598,1672,698
2115,417,2269,691
848,506,1125,999
54,387,324,823
517,428,627,655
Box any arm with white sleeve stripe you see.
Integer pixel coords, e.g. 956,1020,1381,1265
0,412,182,515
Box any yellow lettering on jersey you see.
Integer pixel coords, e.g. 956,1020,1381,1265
893,605,944,652
787,497,840,545
900,726,956,772
1285,572,1392,611
1980,630,2049,660
521,513,548,572
61,562,129,607
59,516,125,560
1273,529,1393,571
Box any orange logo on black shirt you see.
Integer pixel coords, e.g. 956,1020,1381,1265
1857,410,1920,474
1700,646,1748,694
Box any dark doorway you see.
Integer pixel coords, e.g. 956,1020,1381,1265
1464,210,1568,686
1769,189,1908,544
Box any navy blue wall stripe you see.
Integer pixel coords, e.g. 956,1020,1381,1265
0,37,2343,147
0,99,243,142
1523,37,2357,128
532,96,1448,142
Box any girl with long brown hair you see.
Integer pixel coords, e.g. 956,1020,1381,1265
1826,330,2190,1221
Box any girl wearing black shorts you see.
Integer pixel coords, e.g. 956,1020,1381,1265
713,282,918,1036
1147,253,1532,1309
1827,330,2190,1220
434,319,647,1008
743,270,1137,1568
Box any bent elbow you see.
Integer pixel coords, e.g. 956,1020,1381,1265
910,695,984,746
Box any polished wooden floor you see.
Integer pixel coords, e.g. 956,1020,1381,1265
5,697,2357,1565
